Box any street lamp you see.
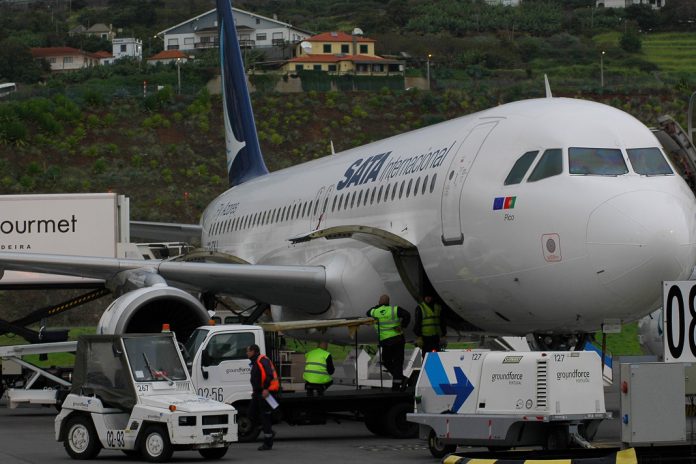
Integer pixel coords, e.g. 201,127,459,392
176,58,181,95
600,51,605,89
426,53,432,90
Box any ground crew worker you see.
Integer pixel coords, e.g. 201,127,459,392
414,294,447,358
367,294,411,391
303,340,335,396
246,344,279,451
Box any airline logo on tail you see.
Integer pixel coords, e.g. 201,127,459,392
216,0,268,187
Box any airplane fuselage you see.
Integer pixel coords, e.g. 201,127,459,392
201,97,696,336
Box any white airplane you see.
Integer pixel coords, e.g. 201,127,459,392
1,0,695,348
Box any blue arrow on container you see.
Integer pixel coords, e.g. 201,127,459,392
424,354,474,412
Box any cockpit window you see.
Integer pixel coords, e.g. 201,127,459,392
527,149,563,182
569,147,628,176
504,151,538,185
627,147,673,175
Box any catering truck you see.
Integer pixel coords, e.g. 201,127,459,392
406,351,611,458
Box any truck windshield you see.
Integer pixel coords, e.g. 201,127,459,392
184,328,209,363
123,337,187,382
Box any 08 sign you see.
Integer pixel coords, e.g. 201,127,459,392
664,281,696,362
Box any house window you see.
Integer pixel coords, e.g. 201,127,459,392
49,57,56,63
120,44,126,52
359,44,368,54
255,18,260,24
341,44,349,53
323,44,332,53
167,38,179,50
256,33,267,41
184,37,194,45
200,36,210,43
295,64,304,71
63,56,73,64
328,64,337,72
313,64,322,71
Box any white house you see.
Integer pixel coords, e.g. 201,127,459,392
156,7,311,52
30,47,99,72
597,0,665,8
112,38,143,60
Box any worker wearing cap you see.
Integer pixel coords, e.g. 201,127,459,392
303,340,335,396
367,294,411,391
414,294,447,358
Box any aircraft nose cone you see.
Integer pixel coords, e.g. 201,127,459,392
586,190,696,310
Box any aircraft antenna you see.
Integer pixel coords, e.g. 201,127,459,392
544,74,553,98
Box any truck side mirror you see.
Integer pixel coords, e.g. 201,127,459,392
201,347,211,379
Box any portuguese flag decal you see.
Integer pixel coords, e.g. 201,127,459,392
493,196,517,210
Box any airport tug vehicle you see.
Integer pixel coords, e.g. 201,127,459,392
407,351,610,458
55,332,237,462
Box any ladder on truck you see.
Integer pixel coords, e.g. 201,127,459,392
0,341,77,408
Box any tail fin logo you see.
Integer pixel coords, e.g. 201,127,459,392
217,0,268,187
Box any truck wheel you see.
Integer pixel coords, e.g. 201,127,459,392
198,446,229,459
64,415,102,460
140,425,174,462
428,429,456,459
236,412,261,443
364,412,388,436
385,402,418,438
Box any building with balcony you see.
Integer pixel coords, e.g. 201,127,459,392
283,31,403,76
30,47,99,72
156,7,311,52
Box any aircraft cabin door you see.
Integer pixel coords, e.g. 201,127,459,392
440,121,498,245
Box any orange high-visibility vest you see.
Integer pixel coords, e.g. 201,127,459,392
257,354,280,392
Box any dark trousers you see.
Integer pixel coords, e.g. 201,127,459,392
380,336,405,389
421,335,441,358
305,380,333,395
248,394,274,440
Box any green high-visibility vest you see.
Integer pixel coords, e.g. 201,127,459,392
370,305,402,341
419,302,442,337
303,348,332,384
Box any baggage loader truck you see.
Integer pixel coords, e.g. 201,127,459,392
407,350,610,458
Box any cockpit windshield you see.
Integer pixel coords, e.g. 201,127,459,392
569,147,628,176
627,147,673,175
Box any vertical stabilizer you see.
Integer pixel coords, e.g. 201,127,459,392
217,0,268,187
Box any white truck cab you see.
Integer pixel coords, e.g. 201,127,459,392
55,333,237,462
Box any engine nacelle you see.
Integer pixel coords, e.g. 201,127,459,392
97,285,209,342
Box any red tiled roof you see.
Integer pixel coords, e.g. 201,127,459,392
92,51,112,59
148,49,187,60
30,47,89,58
287,54,387,64
306,32,375,43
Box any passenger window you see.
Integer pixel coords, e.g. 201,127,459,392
301,202,307,217
357,190,363,207
281,207,287,221
528,149,563,182
363,189,369,206
332,196,337,212
414,177,420,196
423,175,429,195
370,187,376,204
430,174,437,193
406,179,413,197
313,199,319,216
627,147,673,175
378,185,383,203
392,183,398,201
569,147,627,176
350,191,356,208
385,184,391,201
399,181,405,199
504,151,539,185
322,197,329,213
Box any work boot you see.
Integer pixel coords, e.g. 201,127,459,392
257,434,273,451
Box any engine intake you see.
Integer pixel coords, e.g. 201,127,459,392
97,285,209,342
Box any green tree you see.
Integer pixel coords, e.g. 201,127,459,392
0,38,47,83
620,30,642,53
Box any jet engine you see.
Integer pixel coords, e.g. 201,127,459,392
97,285,209,342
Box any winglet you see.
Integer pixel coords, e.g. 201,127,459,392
544,74,553,98
216,0,268,187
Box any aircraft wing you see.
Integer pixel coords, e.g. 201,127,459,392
0,252,330,312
